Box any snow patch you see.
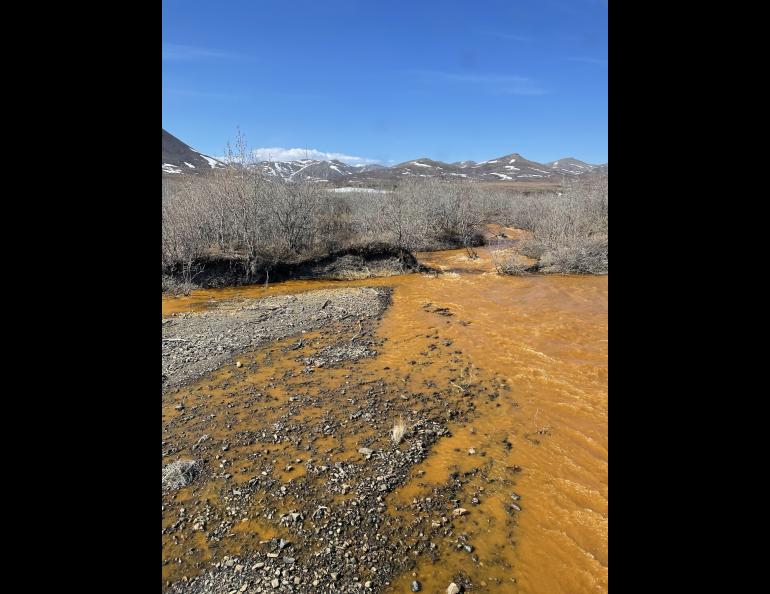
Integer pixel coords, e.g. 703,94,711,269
199,154,222,168
327,188,390,194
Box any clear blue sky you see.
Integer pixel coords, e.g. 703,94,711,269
163,0,607,165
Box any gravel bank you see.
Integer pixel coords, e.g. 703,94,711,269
162,287,392,391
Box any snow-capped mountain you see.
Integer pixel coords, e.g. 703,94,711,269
256,159,361,182
162,129,606,182
545,157,602,176
162,129,225,174
467,153,560,181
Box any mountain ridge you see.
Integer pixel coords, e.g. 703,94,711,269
162,129,606,183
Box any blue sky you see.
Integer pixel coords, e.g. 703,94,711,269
162,0,607,165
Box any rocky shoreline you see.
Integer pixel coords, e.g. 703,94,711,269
162,287,522,593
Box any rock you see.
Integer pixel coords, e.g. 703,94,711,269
462,544,474,553
358,447,373,456
278,538,290,549
271,578,279,588
411,580,422,591
365,581,372,588
236,361,243,368
235,564,244,572
447,583,461,594
452,508,468,517
510,492,521,501
468,448,476,455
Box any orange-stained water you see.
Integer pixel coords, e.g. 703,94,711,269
163,246,608,593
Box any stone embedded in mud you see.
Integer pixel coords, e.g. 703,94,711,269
411,580,422,592
447,583,461,594
452,508,468,518
358,447,374,456
235,361,242,368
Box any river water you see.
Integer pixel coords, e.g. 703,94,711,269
162,244,607,593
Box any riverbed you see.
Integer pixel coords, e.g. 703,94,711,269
162,245,607,593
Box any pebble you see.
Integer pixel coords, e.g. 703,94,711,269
271,578,279,588
452,508,468,517
236,361,242,368
447,583,461,594
411,580,422,591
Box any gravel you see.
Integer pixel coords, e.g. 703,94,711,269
162,287,391,391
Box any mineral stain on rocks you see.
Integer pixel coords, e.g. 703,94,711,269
162,287,519,593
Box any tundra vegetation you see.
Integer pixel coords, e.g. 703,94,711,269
162,134,607,292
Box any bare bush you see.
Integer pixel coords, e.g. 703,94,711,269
161,128,607,285
495,176,608,274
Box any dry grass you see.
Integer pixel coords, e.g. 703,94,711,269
391,417,407,445
162,459,200,490
491,249,540,275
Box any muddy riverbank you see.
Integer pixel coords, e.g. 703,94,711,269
163,243,424,293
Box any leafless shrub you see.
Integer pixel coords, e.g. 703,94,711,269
162,128,607,281
161,275,197,295
496,176,608,274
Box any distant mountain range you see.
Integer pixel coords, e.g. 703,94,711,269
163,129,606,183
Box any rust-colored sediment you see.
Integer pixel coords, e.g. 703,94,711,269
163,243,608,593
